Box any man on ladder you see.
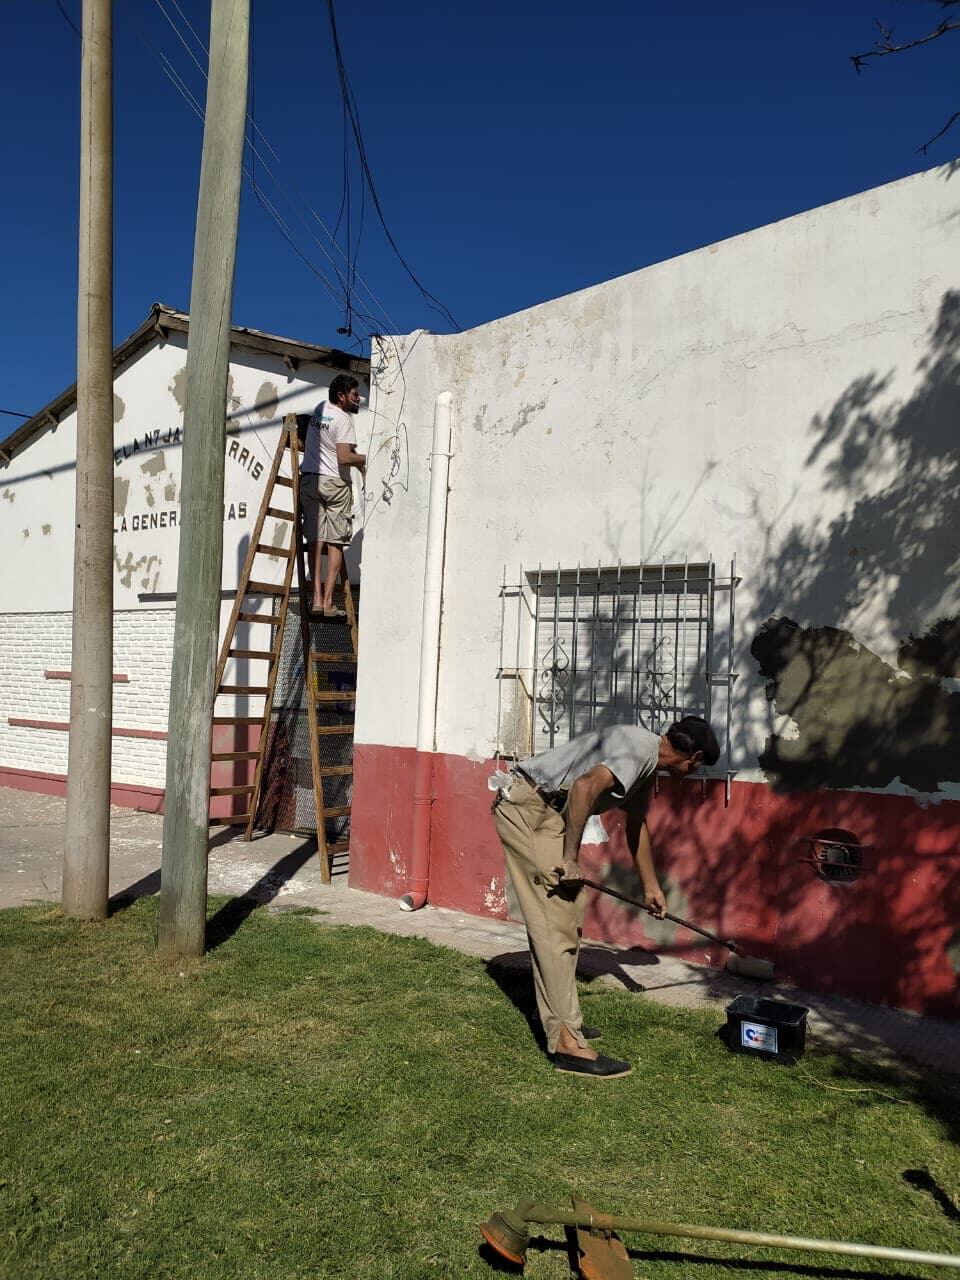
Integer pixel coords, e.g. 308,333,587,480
300,374,366,617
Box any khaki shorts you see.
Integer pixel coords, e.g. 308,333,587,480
301,473,353,545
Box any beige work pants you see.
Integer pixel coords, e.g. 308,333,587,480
493,775,589,1054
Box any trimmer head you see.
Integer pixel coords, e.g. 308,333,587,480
479,1206,531,1266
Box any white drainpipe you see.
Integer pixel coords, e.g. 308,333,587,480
399,391,453,910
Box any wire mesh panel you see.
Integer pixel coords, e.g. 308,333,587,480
256,592,355,840
497,559,739,778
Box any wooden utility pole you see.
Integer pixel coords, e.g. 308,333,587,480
158,0,250,959
63,0,114,920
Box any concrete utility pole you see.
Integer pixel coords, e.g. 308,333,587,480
63,0,114,920
159,0,250,959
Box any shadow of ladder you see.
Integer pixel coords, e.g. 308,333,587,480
206,414,359,884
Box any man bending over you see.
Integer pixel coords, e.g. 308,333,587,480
490,716,720,1079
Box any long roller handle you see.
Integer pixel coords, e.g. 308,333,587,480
581,877,738,954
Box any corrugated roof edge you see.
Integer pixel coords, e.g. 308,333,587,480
0,302,369,468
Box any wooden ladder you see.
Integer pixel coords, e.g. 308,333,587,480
294,524,358,882
208,414,359,881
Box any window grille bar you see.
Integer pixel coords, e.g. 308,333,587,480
631,570,639,719
705,557,715,725
500,557,738,782
726,554,737,781
571,562,581,740
496,562,506,764
532,564,541,752
612,559,622,717
680,555,689,722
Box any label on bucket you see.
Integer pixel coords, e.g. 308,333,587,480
741,1021,778,1053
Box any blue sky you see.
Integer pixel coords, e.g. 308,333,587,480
1,0,957,423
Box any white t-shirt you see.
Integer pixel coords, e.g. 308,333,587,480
302,400,356,482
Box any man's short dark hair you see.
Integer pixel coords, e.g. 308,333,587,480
328,373,359,406
666,716,720,766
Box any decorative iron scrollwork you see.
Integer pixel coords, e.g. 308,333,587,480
537,635,569,742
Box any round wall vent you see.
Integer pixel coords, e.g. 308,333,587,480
807,828,864,884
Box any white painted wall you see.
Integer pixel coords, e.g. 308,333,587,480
0,330,372,782
0,331,372,612
356,163,960,789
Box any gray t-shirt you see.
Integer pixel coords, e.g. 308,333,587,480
517,725,659,814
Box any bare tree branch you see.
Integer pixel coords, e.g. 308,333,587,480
919,109,960,154
851,11,960,157
851,17,960,73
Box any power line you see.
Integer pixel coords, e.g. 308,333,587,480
326,0,460,333
53,0,80,38
151,0,398,336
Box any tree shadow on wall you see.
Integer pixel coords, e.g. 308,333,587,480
727,289,960,1082
571,293,960,1142
745,288,960,797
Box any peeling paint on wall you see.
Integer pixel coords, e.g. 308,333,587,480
114,476,130,517
140,452,166,477
225,373,242,414
169,366,187,413
115,550,162,592
2,489,13,503
113,393,125,423
255,381,279,420
22,529,29,539
511,399,547,435
41,524,51,536
752,616,960,794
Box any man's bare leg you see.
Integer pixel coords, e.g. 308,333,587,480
322,542,345,611
308,541,325,612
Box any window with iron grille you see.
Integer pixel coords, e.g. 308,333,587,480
497,559,739,785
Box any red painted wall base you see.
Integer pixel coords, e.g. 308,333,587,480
0,765,165,813
349,743,960,1020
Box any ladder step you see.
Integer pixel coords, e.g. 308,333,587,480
210,785,255,797
315,691,357,703
246,581,286,596
319,764,353,777
326,840,350,854
266,506,295,520
218,685,270,695
228,648,276,660
320,805,352,819
209,814,251,826
311,651,357,664
316,724,354,736
213,716,263,726
275,476,294,488
211,751,259,762
237,612,282,625
256,542,295,559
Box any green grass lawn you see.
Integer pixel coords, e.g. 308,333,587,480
1,899,958,1280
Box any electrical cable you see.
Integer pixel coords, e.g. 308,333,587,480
326,0,460,332
153,0,397,336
